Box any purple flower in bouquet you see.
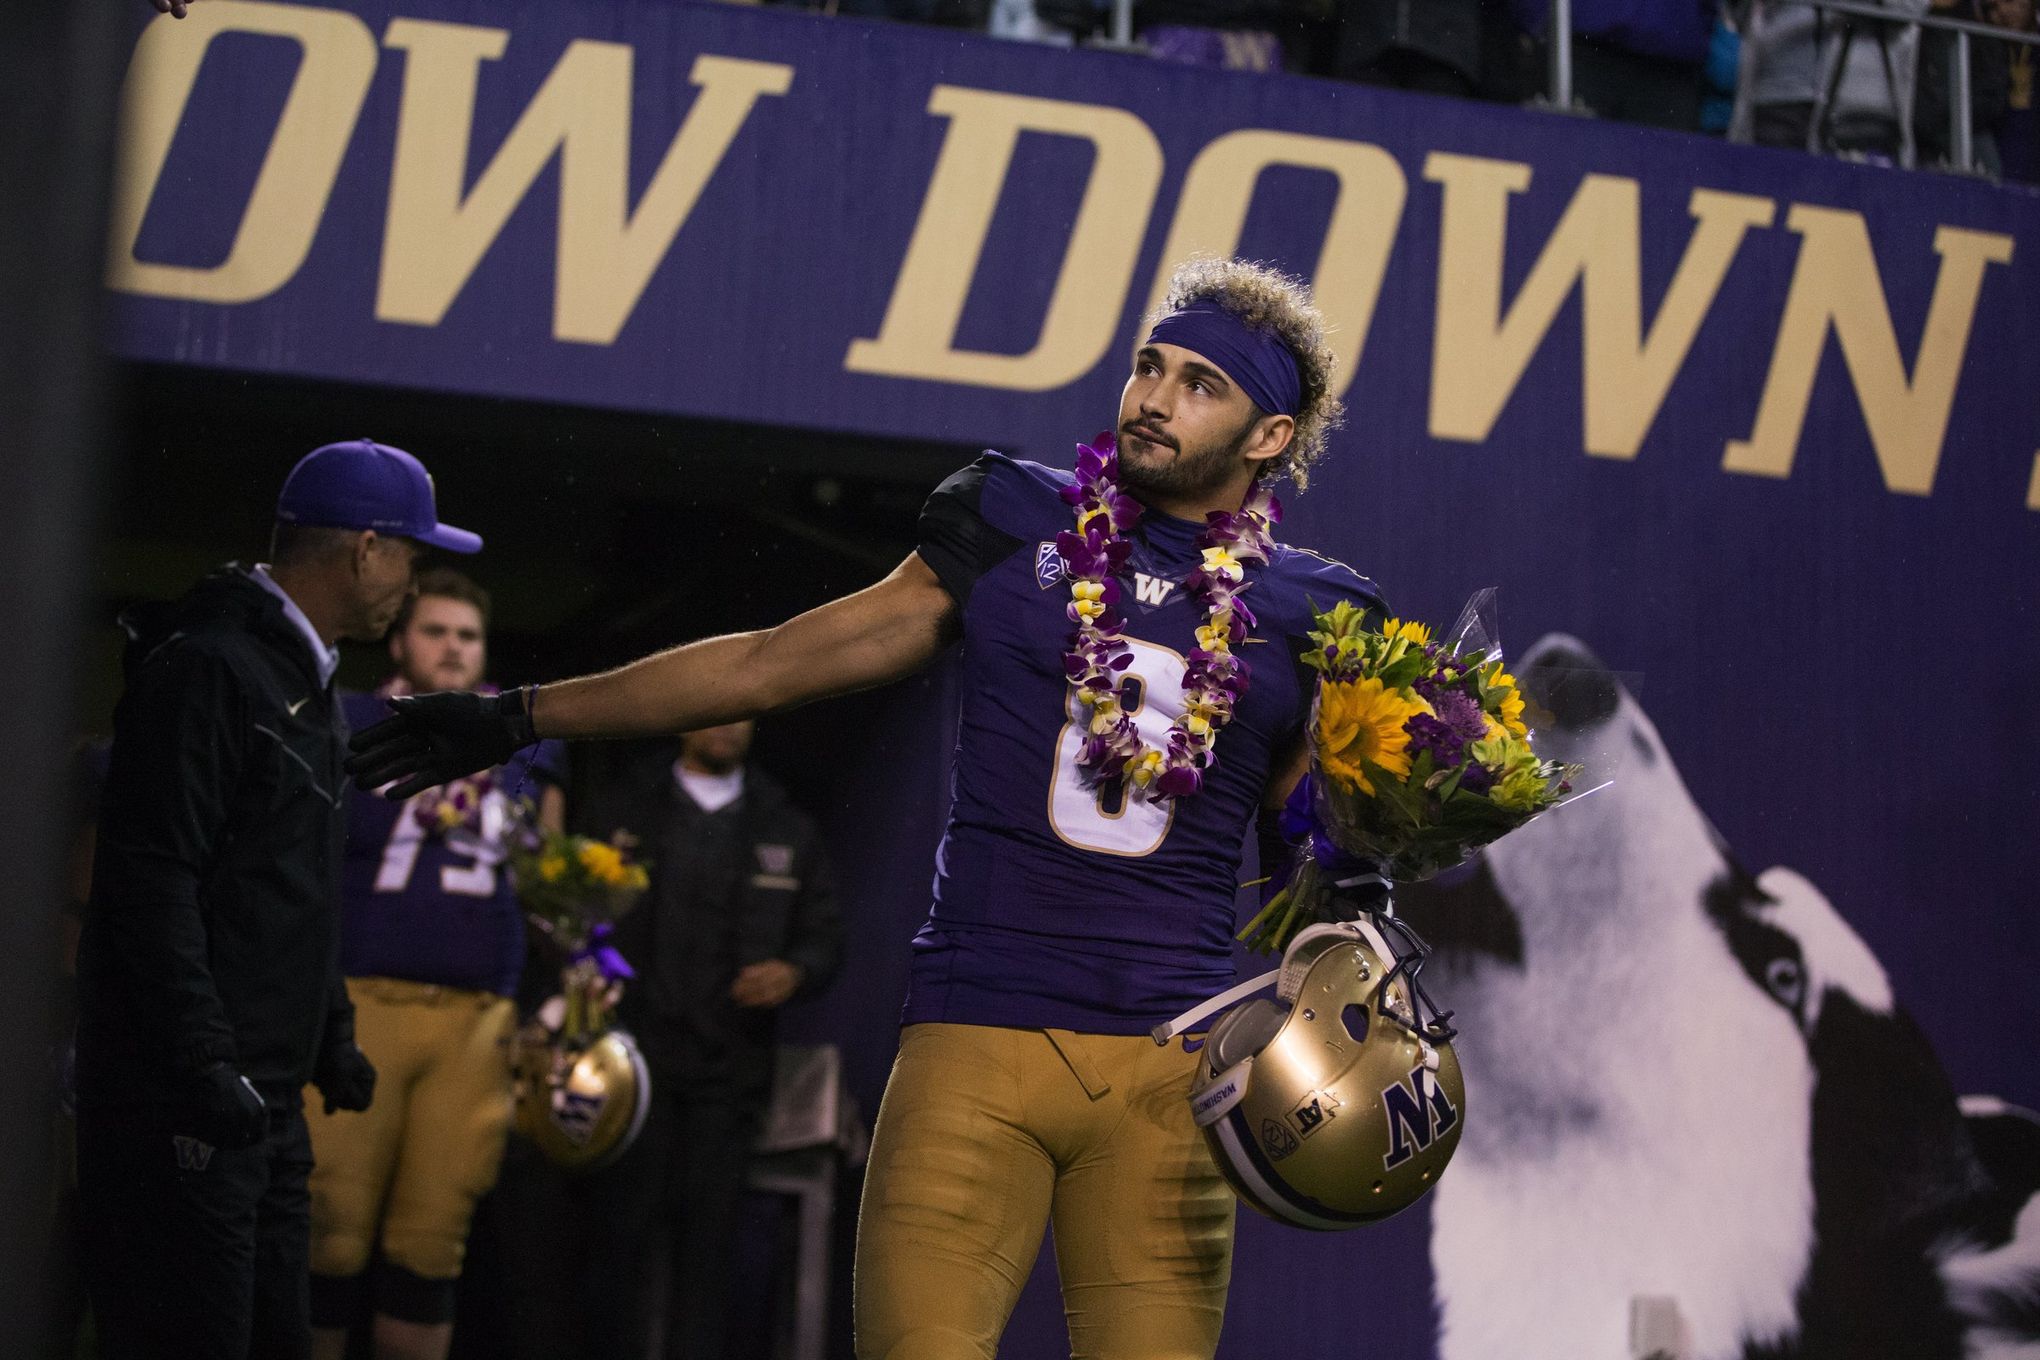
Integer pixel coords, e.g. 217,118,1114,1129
1405,689,1491,770
1412,651,1470,707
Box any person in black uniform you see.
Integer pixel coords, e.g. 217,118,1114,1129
569,720,842,1360
74,439,481,1360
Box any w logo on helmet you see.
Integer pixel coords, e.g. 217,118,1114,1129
1381,1064,1461,1170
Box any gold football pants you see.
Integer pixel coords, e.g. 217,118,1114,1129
305,978,516,1282
855,1023,1235,1360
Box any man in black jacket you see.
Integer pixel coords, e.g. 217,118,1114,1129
75,439,481,1360
566,720,842,1360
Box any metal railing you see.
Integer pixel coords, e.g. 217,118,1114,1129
1541,0,2040,175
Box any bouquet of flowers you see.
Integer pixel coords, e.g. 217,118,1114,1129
509,820,650,1042
1238,589,1583,954
507,817,656,1171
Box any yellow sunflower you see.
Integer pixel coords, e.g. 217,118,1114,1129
1485,664,1529,739
1382,618,1433,648
1316,678,1429,795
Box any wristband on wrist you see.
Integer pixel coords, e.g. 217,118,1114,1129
506,684,539,746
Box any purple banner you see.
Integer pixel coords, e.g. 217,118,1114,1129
106,3,2040,1356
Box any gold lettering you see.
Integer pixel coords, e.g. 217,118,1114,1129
378,21,792,343
107,1,377,303
845,86,1162,392
1150,130,1406,401
1725,208,2013,495
1426,153,1772,456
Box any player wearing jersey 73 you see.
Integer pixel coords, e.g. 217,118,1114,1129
347,259,1385,1359
309,570,567,1360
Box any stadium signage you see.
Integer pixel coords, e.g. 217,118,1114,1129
105,0,2037,509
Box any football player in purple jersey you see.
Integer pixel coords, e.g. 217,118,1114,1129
348,259,1380,1359
309,568,565,1360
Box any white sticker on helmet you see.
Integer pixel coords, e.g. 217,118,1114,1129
1191,1059,1252,1127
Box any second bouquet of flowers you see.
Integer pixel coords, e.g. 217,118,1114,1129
508,818,655,1171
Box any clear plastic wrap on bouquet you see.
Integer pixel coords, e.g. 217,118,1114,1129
1239,589,1601,954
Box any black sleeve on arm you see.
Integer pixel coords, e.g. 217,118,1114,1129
88,644,246,1070
917,454,1026,612
319,967,356,1057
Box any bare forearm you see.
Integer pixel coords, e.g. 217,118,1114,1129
530,631,777,740
528,555,954,741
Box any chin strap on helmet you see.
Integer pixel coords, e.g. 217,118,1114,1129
1150,967,1282,1046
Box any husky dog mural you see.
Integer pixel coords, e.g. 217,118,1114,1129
1399,636,2040,1360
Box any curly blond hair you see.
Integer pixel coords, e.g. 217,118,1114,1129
1146,258,1344,492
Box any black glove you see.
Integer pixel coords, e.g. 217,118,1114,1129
313,1041,377,1115
346,687,537,799
182,1060,269,1151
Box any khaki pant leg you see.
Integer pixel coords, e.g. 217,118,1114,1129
377,994,515,1281
853,1024,1058,1360
1048,1035,1235,1360
307,981,416,1279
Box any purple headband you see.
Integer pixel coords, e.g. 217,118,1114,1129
1145,300,1302,418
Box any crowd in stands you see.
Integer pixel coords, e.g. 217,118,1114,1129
772,0,2040,185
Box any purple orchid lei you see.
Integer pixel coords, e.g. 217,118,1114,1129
1055,433,1281,802
380,677,500,836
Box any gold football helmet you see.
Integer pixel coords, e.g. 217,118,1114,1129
1159,915,1463,1230
513,1027,652,1173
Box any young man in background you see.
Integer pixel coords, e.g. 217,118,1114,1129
309,569,565,1360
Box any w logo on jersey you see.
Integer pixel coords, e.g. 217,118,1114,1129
1132,572,1177,607
1381,1064,1460,1169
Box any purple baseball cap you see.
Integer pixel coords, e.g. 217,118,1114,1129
275,438,481,554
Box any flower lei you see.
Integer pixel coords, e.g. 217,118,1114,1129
1056,433,1281,801
380,677,500,837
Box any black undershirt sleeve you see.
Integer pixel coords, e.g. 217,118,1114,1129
916,454,1026,614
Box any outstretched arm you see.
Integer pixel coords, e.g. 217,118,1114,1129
349,552,956,797
533,552,953,739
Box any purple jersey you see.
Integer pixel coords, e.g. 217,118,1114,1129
909,452,1386,1034
339,689,565,996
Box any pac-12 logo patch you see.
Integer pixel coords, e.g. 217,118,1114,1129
1035,542,1065,590
1260,1117,1300,1161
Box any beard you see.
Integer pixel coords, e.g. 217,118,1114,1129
1116,410,1261,505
